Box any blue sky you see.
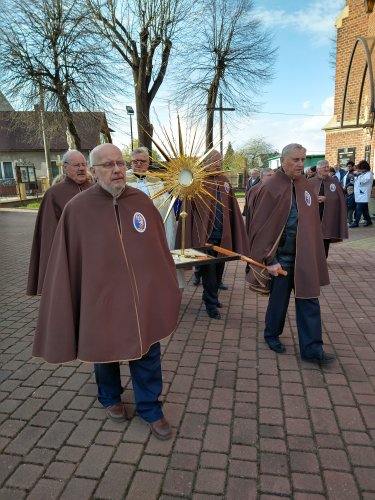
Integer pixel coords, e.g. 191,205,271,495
112,0,345,155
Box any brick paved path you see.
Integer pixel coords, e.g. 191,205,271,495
1,210,375,499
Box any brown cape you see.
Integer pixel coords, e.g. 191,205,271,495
308,176,348,241
32,184,182,364
175,173,249,255
27,176,92,295
245,170,329,298
245,181,264,234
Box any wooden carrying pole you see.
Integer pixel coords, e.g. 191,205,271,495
206,244,288,277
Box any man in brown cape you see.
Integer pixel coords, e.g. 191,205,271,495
246,143,335,365
27,149,92,295
308,160,348,257
176,149,249,319
32,144,182,440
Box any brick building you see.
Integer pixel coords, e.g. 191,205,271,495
324,0,375,170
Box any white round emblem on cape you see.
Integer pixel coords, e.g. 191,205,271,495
224,182,230,194
330,183,336,192
304,190,312,207
133,212,147,233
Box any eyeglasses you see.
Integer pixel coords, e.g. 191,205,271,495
132,159,148,164
64,162,87,169
92,160,127,169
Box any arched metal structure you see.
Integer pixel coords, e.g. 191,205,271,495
341,36,375,129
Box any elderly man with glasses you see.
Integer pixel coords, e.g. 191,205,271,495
27,149,92,295
32,143,182,441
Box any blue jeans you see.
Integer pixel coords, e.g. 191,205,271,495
94,342,163,423
264,267,323,358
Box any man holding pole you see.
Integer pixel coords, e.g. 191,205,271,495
176,149,248,319
246,143,335,365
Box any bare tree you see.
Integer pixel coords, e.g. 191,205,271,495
86,0,191,151
239,136,278,170
175,0,277,149
0,0,114,149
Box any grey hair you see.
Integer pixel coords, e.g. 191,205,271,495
316,160,329,169
260,167,273,178
131,146,149,158
62,149,83,164
281,143,306,157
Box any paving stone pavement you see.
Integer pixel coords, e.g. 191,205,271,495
1,209,375,500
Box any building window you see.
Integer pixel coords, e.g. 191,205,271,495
365,145,371,163
338,148,355,168
51,161,60,178
2,162,14,179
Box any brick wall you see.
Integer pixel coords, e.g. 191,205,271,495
326,0,375,168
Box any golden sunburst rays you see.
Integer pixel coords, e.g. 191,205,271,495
140,116,229,255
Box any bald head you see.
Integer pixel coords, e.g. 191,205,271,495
90,144,121,166
90,144,126,196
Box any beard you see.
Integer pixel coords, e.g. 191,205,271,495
97,178,126,197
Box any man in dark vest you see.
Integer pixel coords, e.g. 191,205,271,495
246,143,335,365
176,150,248,319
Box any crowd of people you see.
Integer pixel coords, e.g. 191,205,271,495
304,158,374,227
26,141,374,440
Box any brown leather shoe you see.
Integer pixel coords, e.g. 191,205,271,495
106,402,127,422
149,417,172,440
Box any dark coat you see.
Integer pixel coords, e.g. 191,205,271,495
32,184,182,364
245,170,329,298
27,176,92,295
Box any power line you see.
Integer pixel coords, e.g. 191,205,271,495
251,110,329,117
104,105,329,118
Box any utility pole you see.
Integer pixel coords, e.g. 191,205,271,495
38,75,52,186
207,94,235,157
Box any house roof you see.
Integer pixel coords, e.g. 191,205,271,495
0,93,14,112
0,111,112,152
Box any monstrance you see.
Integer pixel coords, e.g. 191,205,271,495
142,117,288,275
143,117,227,260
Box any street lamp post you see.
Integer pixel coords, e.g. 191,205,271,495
126,106,135,151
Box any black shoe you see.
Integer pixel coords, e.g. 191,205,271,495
217,302,223,308
192,275,201,286
302,351,335,365
218,282,228,290
364,222,373,227
207,308,221,320
349,223,359,228
266,340,286,353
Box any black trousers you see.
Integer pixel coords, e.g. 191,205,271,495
354,202,372,225
200,241,225,312
264,266,323,358
323,239,330,258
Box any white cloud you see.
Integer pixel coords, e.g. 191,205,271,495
303,101,311,110
254,0,344,45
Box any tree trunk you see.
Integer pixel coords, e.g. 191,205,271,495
206,107,215,151
205,74,220,150
134,79,153,153
59,94,82,150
